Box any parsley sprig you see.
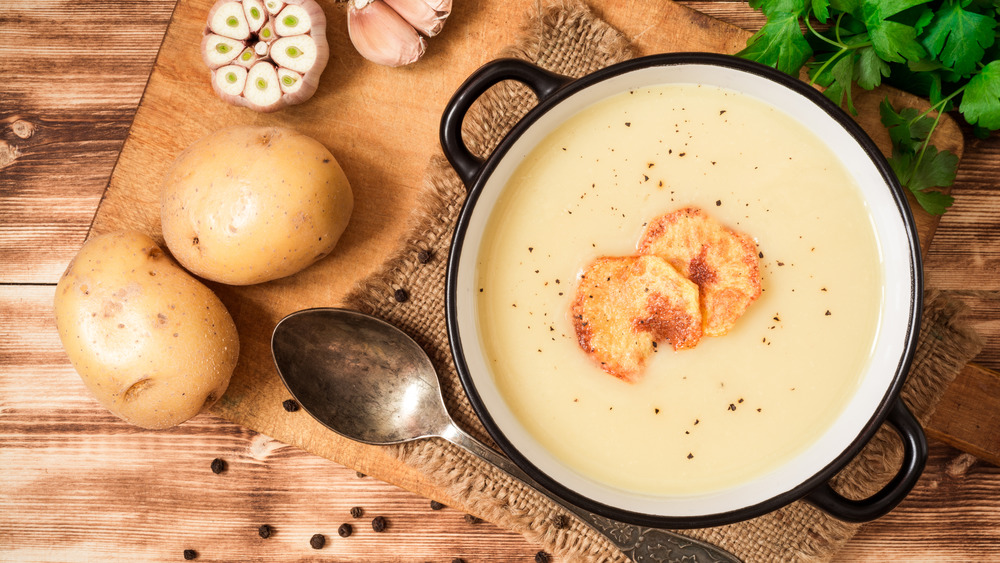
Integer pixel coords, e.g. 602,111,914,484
739,0,1000,214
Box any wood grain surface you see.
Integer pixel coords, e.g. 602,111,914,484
3,0,1000,561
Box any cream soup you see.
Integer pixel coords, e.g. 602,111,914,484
475,84,883,496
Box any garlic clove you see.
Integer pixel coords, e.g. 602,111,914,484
258,20,277,42
254,40,269,57
202,33,243,68
243,0,267,32
235,46,259,68
264,0,284,15
274,4,311,36
208,1,251,40
277,67,304,95
348,0,426,67
383,0,451,37
243,61,283,111
213,64,249,103
271,35,318,74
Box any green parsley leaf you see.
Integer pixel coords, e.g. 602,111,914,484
922,0,997,76
856,45,891,89
959,60,1000,129
738,14,814,75
879,96,934,151
912,187,956,214
812,53,859,112
813,0,833,22
863,0,933,62
888,145,957,214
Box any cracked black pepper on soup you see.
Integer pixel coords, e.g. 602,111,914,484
475,83,883,495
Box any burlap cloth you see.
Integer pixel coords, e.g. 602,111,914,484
342,3,984,561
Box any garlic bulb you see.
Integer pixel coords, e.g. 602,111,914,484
202,0,329,112
347,0,452,67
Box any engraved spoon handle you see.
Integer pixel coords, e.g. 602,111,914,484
442,423,741,563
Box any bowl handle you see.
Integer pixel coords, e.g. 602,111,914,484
440,58,570,188
805,398,928,522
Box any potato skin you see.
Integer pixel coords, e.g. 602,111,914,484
54,231,240,430
160,125,354,285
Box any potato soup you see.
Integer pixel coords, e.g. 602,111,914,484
475,84,883,496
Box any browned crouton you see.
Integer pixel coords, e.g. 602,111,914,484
572,255,702,382
638,207,761,337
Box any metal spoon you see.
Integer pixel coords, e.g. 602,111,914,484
271,308,741,563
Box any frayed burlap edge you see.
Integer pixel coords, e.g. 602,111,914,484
341,2,984,561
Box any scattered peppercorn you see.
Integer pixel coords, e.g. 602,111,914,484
372,516,387,532
394,288,409,303
464,514,481,525
183,549,197,560
452,559,466,563
535,551,551,563
430,500,445,511
417,249,432,264
338,523,353,538
210,458,226,474
356,471,366,478
309,534,326,549
258,524,273,539
552,514,569,529
350,506,364,518
282,399,299,412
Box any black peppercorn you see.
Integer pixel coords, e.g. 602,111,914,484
258,524,273,539
394,288,409,303
338,523,352,538
452,559,466,563
417,249,431,264
371,516,387,532
535,551,551,563
210,458,226,474
282,399,299,412
430,500,445,511
183,549,197,560
309,534,325,549
356,471,366,478
350,506,364,518
464,514,481,525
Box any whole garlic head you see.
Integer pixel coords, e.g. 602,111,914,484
202,0,329,112
347,0,452,67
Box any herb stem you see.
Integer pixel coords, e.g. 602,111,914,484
808,48,847,86
834,12,846,45
911,107,946,179
909,87,965,125
805,17,844,49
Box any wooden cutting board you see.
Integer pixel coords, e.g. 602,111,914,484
90,0,990,511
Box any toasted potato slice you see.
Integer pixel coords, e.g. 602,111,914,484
572,255,702,382
638,207,761,337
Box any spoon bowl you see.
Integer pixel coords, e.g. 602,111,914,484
272,308,453,445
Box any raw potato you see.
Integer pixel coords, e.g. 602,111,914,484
160,125,353,285
54,232,240,430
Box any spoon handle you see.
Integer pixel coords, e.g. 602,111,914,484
442,424,741,563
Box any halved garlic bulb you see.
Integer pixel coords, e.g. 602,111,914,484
347,0,452,67
202,0,328,112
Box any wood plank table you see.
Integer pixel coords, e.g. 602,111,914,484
3,1,1000,561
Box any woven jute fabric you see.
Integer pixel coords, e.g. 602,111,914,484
342,3,984,561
